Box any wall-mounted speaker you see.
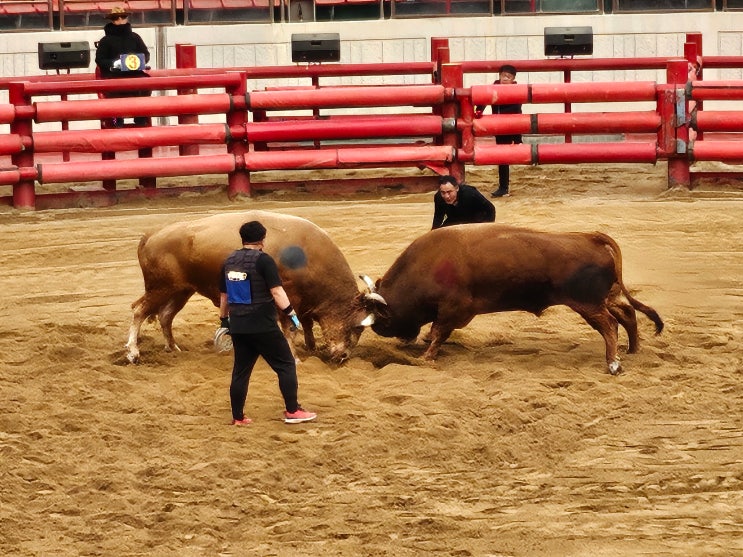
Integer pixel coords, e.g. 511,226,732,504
544,27,593,57
291,33,340,64
38,41,91,70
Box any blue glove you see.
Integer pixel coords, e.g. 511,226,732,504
282,305,302,331
289,313,301,331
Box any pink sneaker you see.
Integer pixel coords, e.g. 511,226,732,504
284,407,317,424
231,417,252,426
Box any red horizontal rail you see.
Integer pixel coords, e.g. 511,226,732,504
473,142,658,165
38,154,236,183
244,145,454,171
246,115,443,142
21,74,244,97
34,93,232,122
247,85,446,110
473,111,661,136
689,80,743,101
691,141,743,163
32,124,229,153
471,82,658,107
694,111,743,132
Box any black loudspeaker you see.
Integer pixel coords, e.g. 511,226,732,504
544,27,593,57
38,41,91,70
291,33,340,63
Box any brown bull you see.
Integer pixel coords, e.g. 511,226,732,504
126,210,371,364
362,224,663,374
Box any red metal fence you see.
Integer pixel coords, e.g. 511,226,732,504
1,34,742,210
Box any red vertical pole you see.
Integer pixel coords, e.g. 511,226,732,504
9,82,35,209
440,63,464,182
431,37,449,64
656,84,676,158
667,59,690,190
685,33,703,141
227,72,251,198
431,38,450,139
312,75,321,148
60,92,70,162
563,69,572,143
176,43,200,156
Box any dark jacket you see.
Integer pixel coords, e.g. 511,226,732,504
95,22,150,79
432,184,496,229
475,79,523,144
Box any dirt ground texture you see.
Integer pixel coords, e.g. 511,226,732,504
0,163,741,556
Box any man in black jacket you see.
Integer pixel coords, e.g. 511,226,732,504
475,64,522,197
432,175,495,230
94,7,151,127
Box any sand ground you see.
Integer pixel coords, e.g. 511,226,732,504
1,163,741,556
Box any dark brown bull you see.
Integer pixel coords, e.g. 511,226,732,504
126,210,371,364
362,224,663,374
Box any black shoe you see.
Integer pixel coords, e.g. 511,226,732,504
491,188,509,198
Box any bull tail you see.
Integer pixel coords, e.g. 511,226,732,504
622,286,664,334
596,232,664,335
136,232,151,266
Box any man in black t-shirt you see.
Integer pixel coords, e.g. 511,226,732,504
219,221,317,425
432,175,496,230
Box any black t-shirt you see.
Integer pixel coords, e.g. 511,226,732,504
432,184,496,229
220,249,283,334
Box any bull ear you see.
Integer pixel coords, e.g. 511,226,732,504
360,313,375,327
359,274,376,293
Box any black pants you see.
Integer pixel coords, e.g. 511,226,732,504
230,329,298,420
496,134,522,190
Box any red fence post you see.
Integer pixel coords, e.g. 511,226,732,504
685,33,703,141
667,59,691,190
9,82,35,209
563,69,572,143
440,63,464,181
176,43,200,156
227,72,251,198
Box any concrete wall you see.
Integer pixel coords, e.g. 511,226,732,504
3,13,743,82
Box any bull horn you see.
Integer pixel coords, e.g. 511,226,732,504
359,274,376,293
365,292,387,305
360,314,375,327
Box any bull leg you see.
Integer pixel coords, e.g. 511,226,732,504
570,303,621,375
157,291,193,353
423,305,475,360
422,322,455,360
608,300,639,353
301,317,316,351
277,314,302,364
126,295,152,364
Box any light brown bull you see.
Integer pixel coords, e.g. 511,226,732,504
127,210,371,364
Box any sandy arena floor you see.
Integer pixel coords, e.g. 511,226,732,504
1,163,741,556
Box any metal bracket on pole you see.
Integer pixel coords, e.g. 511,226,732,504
675,88,686,127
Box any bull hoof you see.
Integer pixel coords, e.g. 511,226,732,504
608,360,622,375
126,350,140,364
163,343,182,354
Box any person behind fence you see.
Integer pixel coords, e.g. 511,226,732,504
94,7,151,128
432,175,495,230
475,64,522,198
218,220,318,426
